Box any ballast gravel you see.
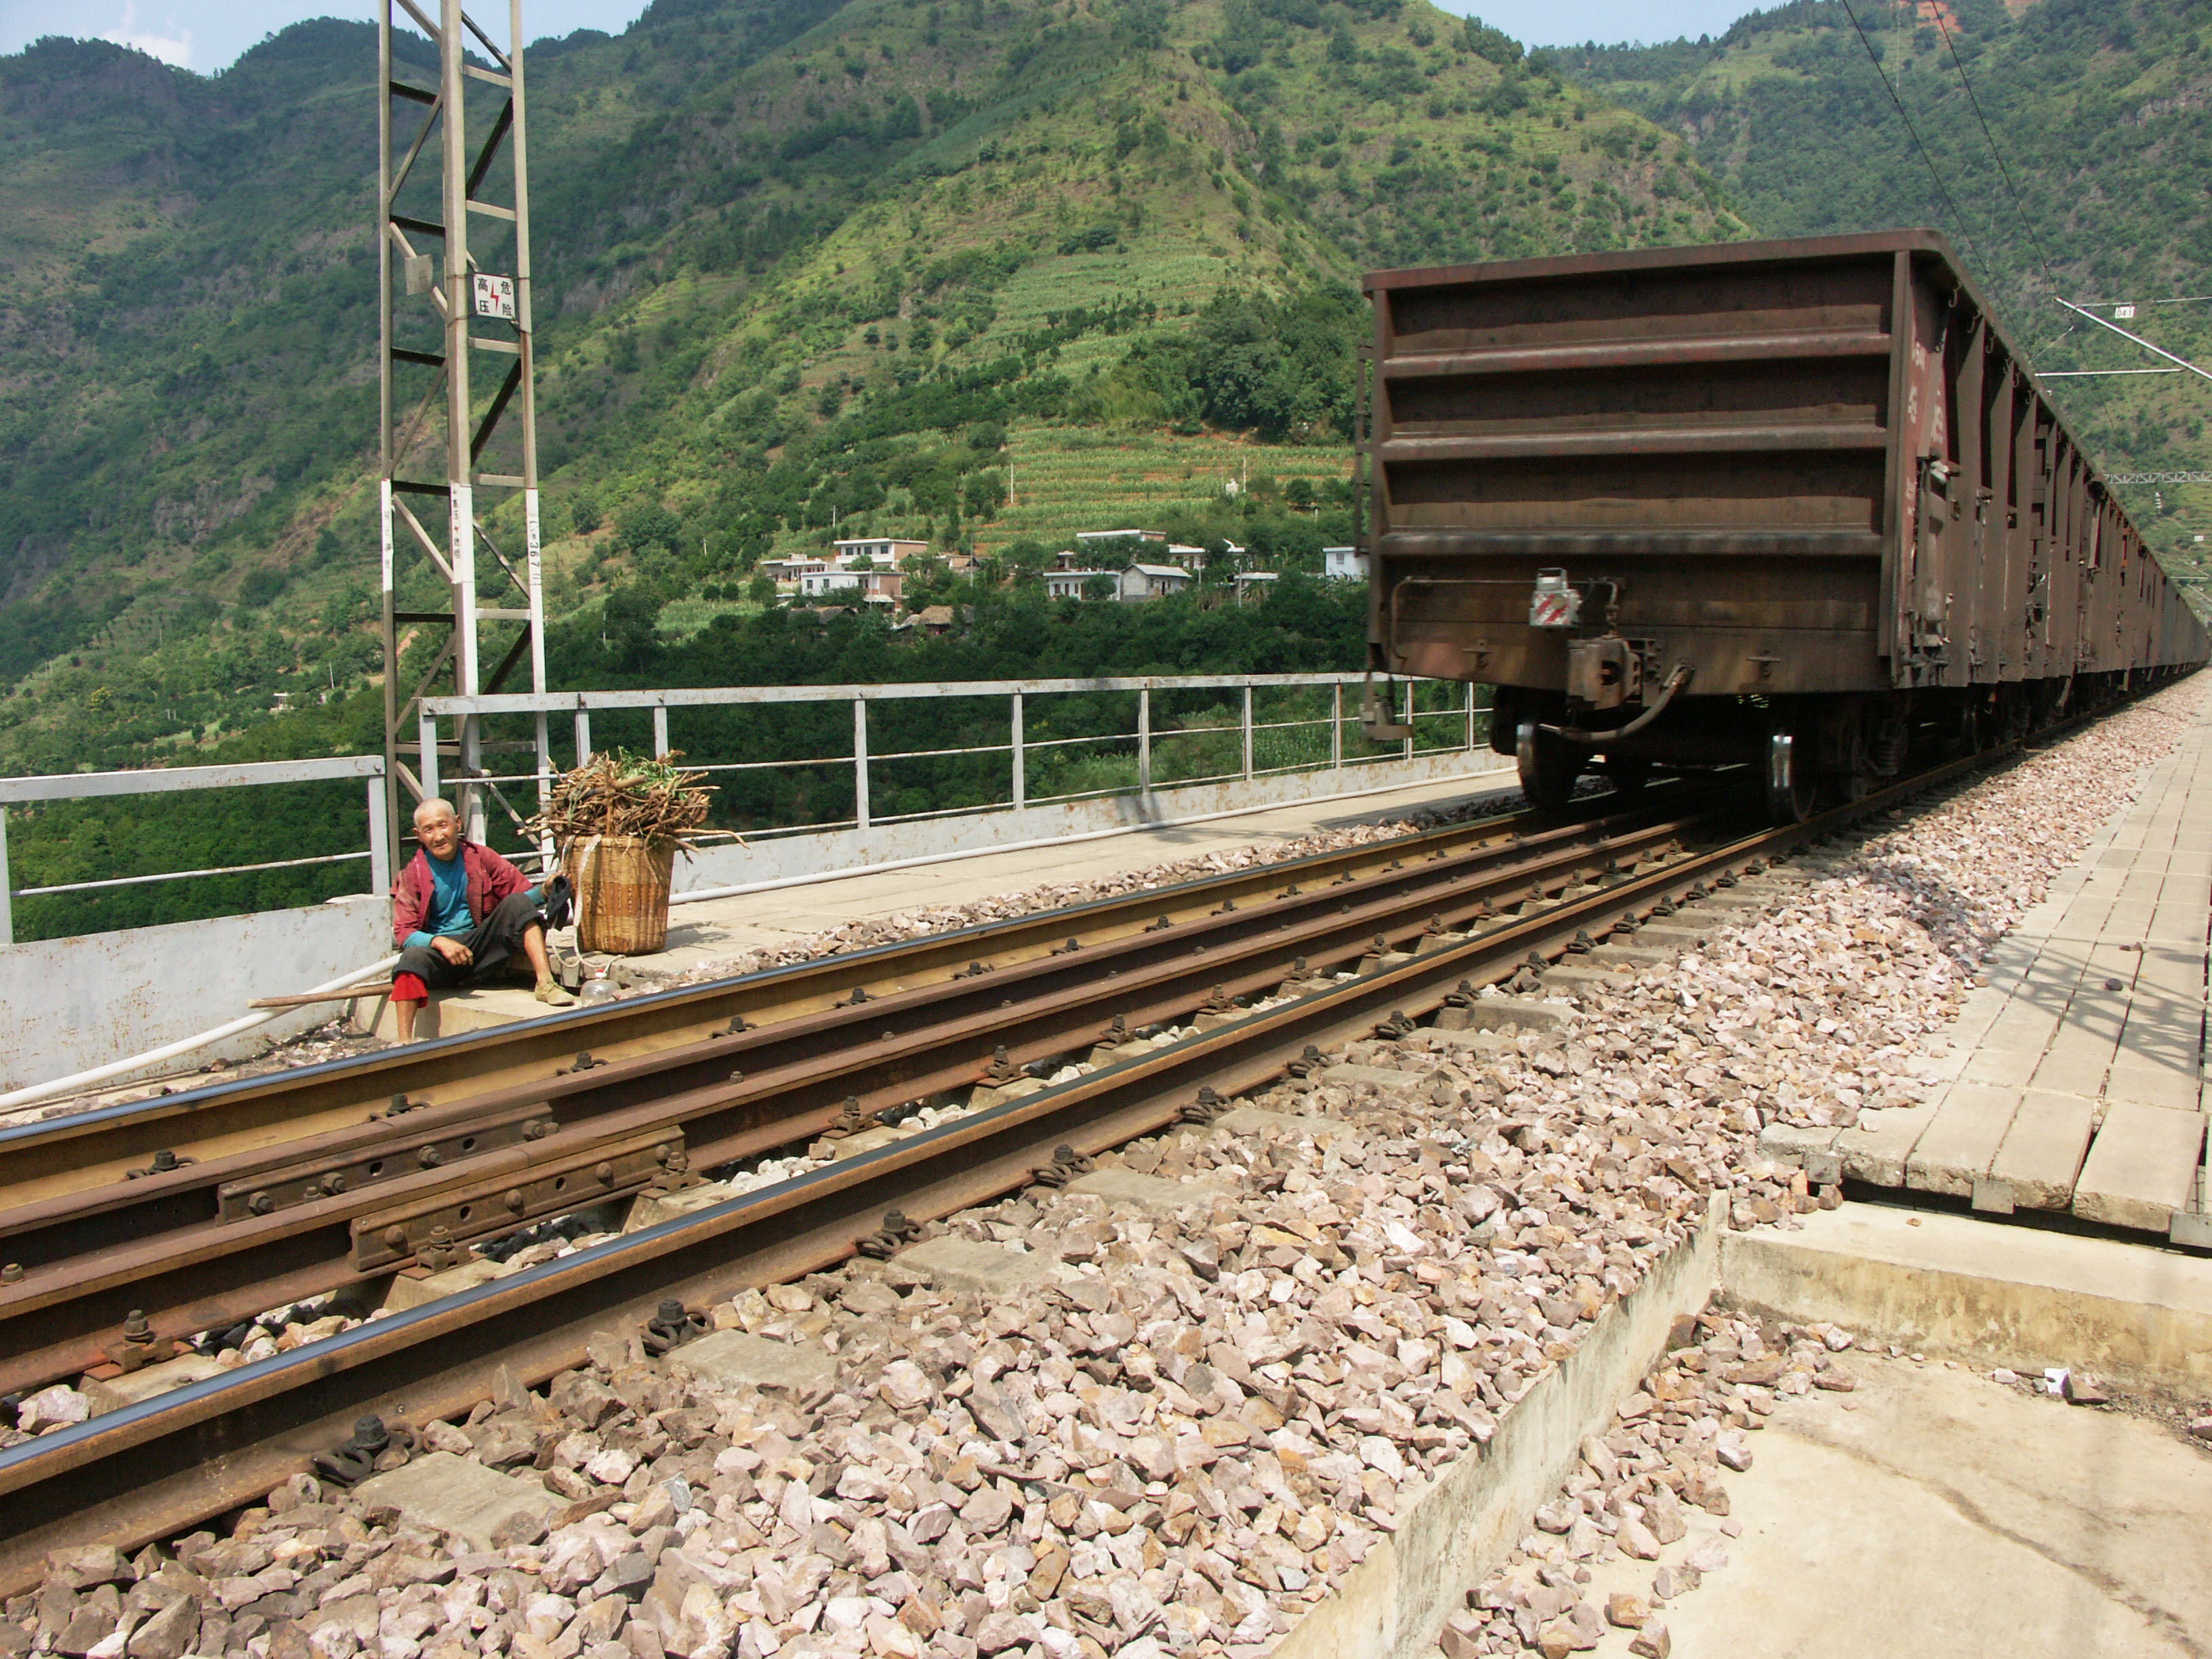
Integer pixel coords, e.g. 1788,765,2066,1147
9,676,2205,1659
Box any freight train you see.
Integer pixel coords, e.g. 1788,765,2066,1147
1355,230,2207,819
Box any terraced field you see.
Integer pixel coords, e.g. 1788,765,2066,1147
998,422,1350,546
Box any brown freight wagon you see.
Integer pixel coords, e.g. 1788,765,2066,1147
1356,229,2208,818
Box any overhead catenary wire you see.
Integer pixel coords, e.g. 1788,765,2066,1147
1928,7,2062,294
1834,0,1998,295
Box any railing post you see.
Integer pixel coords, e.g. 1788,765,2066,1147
1402,680,1415,761
574,710,592,765
1242,684,1254,781
535,712,554,872
0,806,12,948
1466,681,1477,751
367,775,392,896
1331,682,1344,771
853,697,870,832
651,704,669,759
1137,687,1151,796
1011,691,1026,813
418,710,441,801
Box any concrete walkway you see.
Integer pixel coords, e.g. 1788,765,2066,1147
1564,1348,2212,1659
368,763,1518,1040
1785,701,2211,1240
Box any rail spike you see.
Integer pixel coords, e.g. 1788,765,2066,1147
642,1297,708,1357
856,1208,923,1260
1029,1144,1096,1189
1179,1085,1229,1125
313,1414,413,1489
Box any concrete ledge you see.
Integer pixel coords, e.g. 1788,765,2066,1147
1275,1194,1725,1659
671,754,1516,897
0,895,389,1092
1719,1204,2212,1395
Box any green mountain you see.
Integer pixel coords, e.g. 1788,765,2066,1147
0,0,1743,782
1561,0,2212,579
5,0,2208,937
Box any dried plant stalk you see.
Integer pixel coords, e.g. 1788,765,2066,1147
522,750,717,852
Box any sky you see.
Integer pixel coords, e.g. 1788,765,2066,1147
0,0,1761,75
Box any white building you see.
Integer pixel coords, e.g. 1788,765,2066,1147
1118,562,1193,602
1233,571,1278,602
1324,546,1369,582
802,567,904,600
1077,528,1165,548
759,555,830,590
1045,569,1114,600
832,537,929,567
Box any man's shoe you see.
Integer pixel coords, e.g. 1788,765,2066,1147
534,979,578,1007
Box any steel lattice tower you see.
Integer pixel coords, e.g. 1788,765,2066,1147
377,0,548,859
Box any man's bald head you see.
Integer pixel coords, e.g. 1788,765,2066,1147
413,797,461,857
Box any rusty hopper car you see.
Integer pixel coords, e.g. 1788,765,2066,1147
1357,229,2208,818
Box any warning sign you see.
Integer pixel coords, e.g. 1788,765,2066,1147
1530,591,1574,628
472,273,516,321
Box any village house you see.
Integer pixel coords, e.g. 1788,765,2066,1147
1324,546,1369,582
800,565,904,601
1045,567,1114,600
1076,528,1166,550
1118,562,1193,602
832,536,929,567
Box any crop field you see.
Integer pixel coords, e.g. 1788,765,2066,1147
998,422,1350,544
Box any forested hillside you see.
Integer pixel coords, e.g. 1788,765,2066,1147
0,0,1750,935
3,0,2208,940
1563,0,2212,579
0,0,1743,778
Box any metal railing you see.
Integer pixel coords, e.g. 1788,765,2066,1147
417,673,1491,859
0,675,1494,946
0,756,390,948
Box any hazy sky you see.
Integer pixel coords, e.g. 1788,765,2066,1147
1,0,1761,75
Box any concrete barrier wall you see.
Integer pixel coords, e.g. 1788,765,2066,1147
1,754,1513,1093
1278,1195,1726,1659
0,895,390,1094
674,754,1516,897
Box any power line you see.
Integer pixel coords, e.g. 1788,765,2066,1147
1835,0,1996,293
1928,8,2061,293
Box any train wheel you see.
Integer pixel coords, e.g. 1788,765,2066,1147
1766,725,1817,823
1601,755,1652,798
1516,721,1581,809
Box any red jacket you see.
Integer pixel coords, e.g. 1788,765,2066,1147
390,841,531,948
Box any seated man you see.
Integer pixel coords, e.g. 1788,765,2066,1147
389,798,575,1041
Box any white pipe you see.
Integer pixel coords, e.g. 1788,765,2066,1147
0,955,401,1115
668,762,1518,907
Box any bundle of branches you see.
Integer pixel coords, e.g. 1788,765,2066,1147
523,750,717,851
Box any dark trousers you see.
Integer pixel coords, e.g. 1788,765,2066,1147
394,891,544,995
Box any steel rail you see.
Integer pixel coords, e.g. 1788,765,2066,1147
0,739,2005,1589
0,800,1729,1395
0,782,1692,1209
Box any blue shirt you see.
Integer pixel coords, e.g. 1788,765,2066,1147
405,851,474,951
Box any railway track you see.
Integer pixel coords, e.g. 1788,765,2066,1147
0,783,1714,1393
0,738,2045,1583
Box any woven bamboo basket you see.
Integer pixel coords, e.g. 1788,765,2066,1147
569,834,678,956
